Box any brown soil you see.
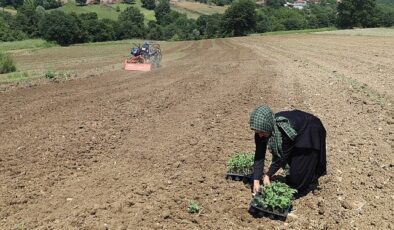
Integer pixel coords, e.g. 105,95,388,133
1,35,393,229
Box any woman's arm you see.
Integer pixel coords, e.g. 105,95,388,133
267,133,295,178
253,134,268,180
252,134,268,194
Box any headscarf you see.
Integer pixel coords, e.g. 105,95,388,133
249,105,297,161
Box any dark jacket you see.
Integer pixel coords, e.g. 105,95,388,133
253,110,327,180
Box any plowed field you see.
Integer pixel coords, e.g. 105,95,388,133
1,33,393,229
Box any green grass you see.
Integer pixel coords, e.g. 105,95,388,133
171,6,201,19
251,27,337,36
0,70,72,85
44,70,72,80
0,39,57,52
55,2,123,21
315,27,394,37
170,1,226,19
55,1,155,23
0,72,28,84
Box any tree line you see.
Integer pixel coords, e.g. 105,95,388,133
1,0,393,45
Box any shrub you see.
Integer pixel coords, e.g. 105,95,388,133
0,52,16,74
44,70,56,79
44,70,71,79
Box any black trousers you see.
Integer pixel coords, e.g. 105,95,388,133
286,148,320,195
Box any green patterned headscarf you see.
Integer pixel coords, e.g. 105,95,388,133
249,105,297,161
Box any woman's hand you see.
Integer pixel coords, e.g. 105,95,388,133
263,175,271,185
252,180,260,195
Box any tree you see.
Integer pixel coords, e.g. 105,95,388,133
173,16,199,40
117,6,145,39
266,0,285,8
307,5,336,28
282,11,307,30
38,11,82,45
211,0,232,6
197,13,222,38
337,0,379,28
147,21,164,40
75,0,86,6
160,10,183,25
0,0,23,8
141,0,155,10
272,8,307,30
14,0,41,37
162,23,178,40
377,4,394,27
123,0,135,4
0,16,27,41
255,10,271,33
79,13,114,42
154,0,171,24
222,0,257,36
35,5,45,14
35,0,61,9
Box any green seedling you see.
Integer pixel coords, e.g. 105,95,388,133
45,70,56,79
187,200,200,214
254,182,297,212
227,152,254,175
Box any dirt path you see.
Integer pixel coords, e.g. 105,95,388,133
1,35,393,229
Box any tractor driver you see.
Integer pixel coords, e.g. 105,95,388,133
131,47,140,57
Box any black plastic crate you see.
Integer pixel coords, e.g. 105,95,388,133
225,172,253,183
248,198,292,221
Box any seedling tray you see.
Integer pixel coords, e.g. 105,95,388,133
225,172,253,183
248,198,292,220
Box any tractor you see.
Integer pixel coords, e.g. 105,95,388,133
123,42,162,71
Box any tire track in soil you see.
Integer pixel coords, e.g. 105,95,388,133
1,34,279,229
246,35,394,100
245,36,394,112
0,40,215,201
1,35,393,229
236,35,393,229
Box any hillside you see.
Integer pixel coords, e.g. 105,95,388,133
55,1,155,22
170,0,227,19
54,0,226,22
